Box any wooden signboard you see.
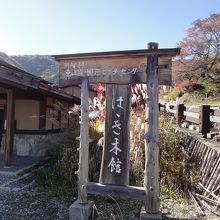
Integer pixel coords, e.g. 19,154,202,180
100,84,131,185
54,45,180,220
58,55,173,86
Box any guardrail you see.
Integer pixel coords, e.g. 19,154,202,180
159,103,220,139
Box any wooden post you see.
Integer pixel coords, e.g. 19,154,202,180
4,89,15,167
39,97,47,130
176,104,185,125
199,105,211,138
69,78,94,219
77,78,89,203
144,42,160,214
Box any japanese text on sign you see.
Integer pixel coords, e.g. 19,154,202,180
108,96,124,174
63,62,139,79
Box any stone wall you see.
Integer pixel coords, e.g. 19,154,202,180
0,132,66,157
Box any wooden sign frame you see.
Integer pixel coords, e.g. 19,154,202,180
56,48,179,87
55,44,180,220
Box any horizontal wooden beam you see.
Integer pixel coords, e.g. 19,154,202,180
210,115,220,123
54,48,180,60
213,109,220,117
87,182,146,201
39,85,81,104
184,116,200,124
186,107,200,113
15,128,62,135
0,77,28,90
184,111,199,119
2,128,62,135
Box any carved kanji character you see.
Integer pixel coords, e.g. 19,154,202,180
108,157,122,173
116,96,123,109
112,120,121,130
110,137,121,155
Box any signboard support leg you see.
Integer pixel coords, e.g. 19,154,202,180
69,78,93,220
141,43,161,220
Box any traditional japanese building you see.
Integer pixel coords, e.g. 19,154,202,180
0,59,80,166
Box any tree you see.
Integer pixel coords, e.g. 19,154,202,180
176,13,220,84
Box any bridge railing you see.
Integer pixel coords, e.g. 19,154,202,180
159,103,220,139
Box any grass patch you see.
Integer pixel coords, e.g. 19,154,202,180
33,111,198,219
161,184,187,206
181,93,220,106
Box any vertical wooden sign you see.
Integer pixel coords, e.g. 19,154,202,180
100,84,131,185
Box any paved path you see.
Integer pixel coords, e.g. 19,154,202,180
0,155,45,174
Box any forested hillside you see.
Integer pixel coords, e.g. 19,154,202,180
0,52,59,84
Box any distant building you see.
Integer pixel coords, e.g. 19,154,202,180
0,59,80,166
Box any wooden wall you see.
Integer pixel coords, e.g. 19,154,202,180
0,96,74,132
15,100,40,130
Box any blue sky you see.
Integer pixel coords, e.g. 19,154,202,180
0,0,219,55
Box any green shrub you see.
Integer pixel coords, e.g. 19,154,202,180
89,119,103,182
159,114,198,192
165,88,182,101
129,111,145,186
129,111,198,193
35,128,79,196
198,78,218,97
35,121,103,195
35,111,197,196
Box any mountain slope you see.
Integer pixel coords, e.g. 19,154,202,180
0,52,59,84
0,52,23,69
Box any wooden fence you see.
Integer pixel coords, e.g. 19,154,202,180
159,103,220,138
159,102,220,215
183,135,220,215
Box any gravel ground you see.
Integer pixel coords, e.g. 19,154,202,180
0,175,75,220
0,173,219,220
0,175,14,186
